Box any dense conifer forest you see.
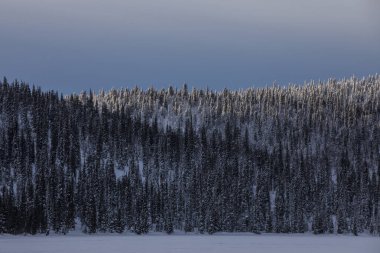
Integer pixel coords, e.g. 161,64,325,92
0,76,379,235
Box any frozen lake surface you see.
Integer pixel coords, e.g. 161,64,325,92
1,233,379,253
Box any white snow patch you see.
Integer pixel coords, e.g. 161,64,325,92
139,160,145,183
307,218,313,232
252,184,257,198
331,167,337,184
270,190,276,212
114,167,126,180
331,215,337,234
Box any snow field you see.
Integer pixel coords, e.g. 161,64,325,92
1,234,379,253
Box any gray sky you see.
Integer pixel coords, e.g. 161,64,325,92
0,0,379,93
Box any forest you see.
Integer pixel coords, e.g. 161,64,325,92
0,76,379,235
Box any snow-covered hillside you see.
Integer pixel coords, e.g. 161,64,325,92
0,76,379,235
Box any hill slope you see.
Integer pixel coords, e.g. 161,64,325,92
0,76,379,235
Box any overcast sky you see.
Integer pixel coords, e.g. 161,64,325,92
0,0,379,93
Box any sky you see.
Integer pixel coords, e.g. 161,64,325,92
0,0,379,94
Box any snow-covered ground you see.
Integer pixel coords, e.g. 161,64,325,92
1,234,379,253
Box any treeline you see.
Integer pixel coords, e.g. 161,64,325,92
0,76,379,235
